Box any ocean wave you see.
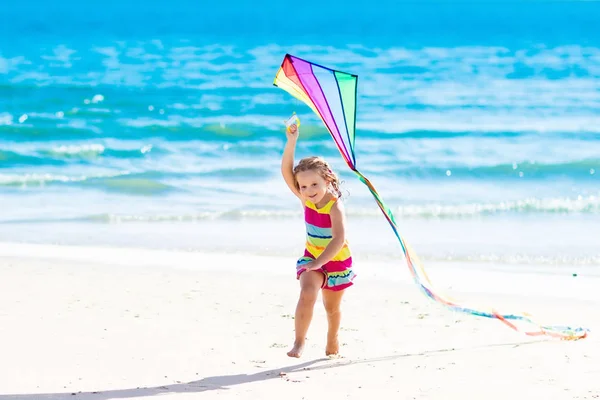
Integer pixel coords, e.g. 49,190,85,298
0,144,157,167
385,196,600,217
1,136,597,183
44,144,106,157
8,195,595,224
117,112,600,137
0,171,177,195
0,171,128,186
0,149,66,168
0,120,102,140
43,144,155,159
5,114,600,143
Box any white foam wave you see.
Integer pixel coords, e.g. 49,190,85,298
0,171,130,186
118,117,180,128
389,196,600,217
50,144,106,156
0,113,14,126
27,112,67,120
56,119,102,134
51,195,600,223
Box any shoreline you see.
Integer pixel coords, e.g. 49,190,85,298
1,241,597,296
1,214,599,268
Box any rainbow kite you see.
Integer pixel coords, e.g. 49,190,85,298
273,53,589,340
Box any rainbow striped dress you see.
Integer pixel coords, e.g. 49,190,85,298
296,197,356,291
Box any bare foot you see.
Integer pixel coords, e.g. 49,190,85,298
325,335,339,356
287,341,305,358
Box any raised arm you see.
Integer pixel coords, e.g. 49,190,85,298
281,123,301,199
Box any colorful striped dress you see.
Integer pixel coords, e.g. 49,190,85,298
296,197,356,291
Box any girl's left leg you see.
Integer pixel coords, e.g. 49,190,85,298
322,288,345,356
287,270,325,358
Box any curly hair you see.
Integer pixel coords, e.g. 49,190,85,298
293,156,342,198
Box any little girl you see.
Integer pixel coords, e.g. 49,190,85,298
280,122,356,358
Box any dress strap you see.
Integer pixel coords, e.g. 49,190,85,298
305,197,337,213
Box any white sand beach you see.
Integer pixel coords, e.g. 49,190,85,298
0,242,599,399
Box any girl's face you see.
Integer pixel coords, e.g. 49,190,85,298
295,169,330,205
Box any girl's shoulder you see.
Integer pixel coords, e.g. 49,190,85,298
320,195,342,214
329,196,345,212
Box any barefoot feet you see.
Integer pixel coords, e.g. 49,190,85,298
325,334,339,356
287,341,305,358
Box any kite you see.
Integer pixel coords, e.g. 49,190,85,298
273,53,589,340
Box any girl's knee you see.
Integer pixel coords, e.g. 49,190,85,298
299,285,319,304
324,301,341,316
322,289,344,315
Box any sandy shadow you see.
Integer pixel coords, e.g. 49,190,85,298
0,358,327,400
0,339,544,400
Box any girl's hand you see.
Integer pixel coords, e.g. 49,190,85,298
303,261,322,271
286,123,299,141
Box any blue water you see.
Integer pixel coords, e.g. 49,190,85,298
1,0,599,265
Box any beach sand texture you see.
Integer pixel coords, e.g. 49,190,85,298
1,243,598,399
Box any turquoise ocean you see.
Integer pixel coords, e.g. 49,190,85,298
1,0,599,269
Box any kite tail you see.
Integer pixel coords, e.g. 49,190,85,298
352,169,589,341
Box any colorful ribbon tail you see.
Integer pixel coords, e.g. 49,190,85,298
352,170,589,341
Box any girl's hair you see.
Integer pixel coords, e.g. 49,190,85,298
293,156,342,198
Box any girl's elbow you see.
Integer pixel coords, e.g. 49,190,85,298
332,235,345,248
